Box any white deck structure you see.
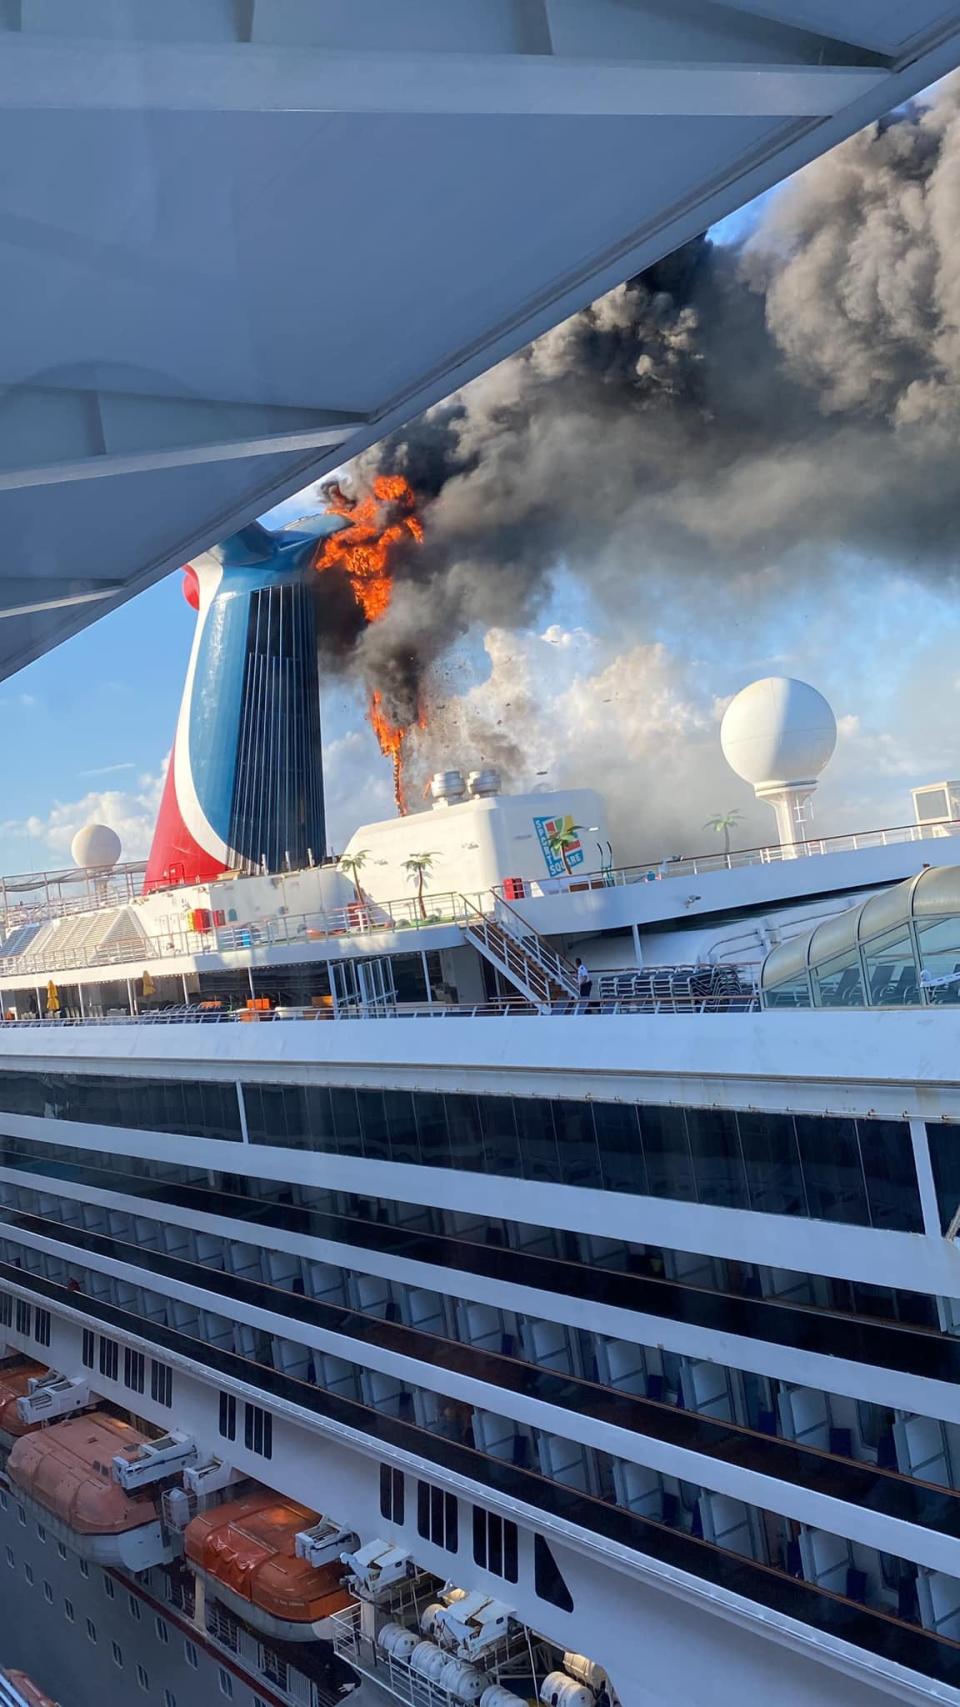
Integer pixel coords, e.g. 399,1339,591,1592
1,2,960,674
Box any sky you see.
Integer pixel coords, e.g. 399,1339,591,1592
1,113,959,876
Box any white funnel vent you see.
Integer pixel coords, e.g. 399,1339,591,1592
468,768,501,798
430,770,467,807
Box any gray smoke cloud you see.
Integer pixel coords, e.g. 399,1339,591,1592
312,78,960,769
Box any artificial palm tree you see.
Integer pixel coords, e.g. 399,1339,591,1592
338,849,369,906
403,852,438,920
704,809,741,857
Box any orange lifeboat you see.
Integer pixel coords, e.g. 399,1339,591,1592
3,1671,61,1706
7,1414,174,1570
0,1360,48,1448
185,1489,352,1641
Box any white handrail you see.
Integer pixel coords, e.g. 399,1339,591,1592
0,991,762,1025
0,889,491,983
456,893,577,1008
504,818,960,895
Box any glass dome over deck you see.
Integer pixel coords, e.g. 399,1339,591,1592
760,866,960,1008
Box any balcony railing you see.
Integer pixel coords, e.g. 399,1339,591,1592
7,1257,960,1694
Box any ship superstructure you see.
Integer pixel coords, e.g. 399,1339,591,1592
2,713,960,1707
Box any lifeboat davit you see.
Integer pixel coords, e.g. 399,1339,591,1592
0,1360,48,1452
3,1671,61,1706
185,1489,353,1642
7,1414,175,1570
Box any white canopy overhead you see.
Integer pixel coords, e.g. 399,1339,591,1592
1,0,959,676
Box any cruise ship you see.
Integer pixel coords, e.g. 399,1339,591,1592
1,601,960,1707
6,2,960,1702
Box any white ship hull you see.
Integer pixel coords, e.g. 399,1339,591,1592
0,1000,955,1705
0,817,959,1705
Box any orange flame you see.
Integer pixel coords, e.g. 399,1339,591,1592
316,474,424,813
369,690,409,815
316,473,423,623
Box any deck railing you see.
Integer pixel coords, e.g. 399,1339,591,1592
0,890,486,984
0,985,761,1024
1,813,957,985
515,817,960,895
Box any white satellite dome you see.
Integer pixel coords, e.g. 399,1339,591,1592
71,823,122,871
720,677,837,788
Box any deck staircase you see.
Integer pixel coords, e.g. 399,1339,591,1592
458,894,579,1012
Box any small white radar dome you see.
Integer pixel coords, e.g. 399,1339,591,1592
720,677,836,787
71,823,122,871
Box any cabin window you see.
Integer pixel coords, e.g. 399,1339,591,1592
243,1403,272,1459
111,1642,123,1668
0,1068,243,1143
137,1665,150,1692
98,1336,119,1381
124,1348,145,1394
472,1508,519,1582
219,1392,237,1441
0,1109,922,1235
380,1465,404,1525
81,1329,95,1368
218,1668,233,1698
15,1299,30,1336
33,1307,50,1347
534,1535,574,1612
150,1360,172,1407
417,1481,458,1552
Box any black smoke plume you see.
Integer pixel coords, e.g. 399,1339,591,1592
311,79,960,763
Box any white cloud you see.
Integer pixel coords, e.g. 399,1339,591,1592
322,728,395,853
816,716,939,834
0,767,166,865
